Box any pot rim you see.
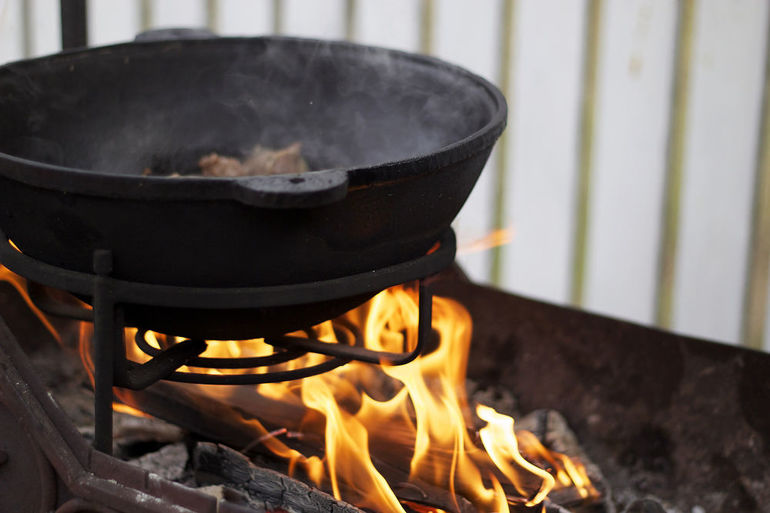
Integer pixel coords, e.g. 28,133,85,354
0,35,507,201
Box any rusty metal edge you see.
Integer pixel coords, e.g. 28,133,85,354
0,315,255,513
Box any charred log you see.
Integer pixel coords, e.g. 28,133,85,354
194,442,364,513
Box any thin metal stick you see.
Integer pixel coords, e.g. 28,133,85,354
92,250,115,455
59,0,87,50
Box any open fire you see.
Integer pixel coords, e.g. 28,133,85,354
3,257,768,513
70,281,597,513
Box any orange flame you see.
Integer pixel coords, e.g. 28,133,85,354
73,285,597,512
0,263,60,343
112,401,153,418
457,228,514,255
0,255,596,511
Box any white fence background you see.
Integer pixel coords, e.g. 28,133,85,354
2,0,769,352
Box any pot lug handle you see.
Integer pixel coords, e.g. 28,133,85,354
230,169,349,209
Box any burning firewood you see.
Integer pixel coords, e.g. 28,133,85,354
194,442,364,513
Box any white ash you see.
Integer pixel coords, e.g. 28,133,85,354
130,442,188,482
466,378,519,418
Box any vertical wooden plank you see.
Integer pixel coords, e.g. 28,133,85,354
152,0,206,28
489,0,515,286
89,0,137,45
206,0,219,32
272,0,282,33
433,0,502,283
741,9,770,350
502,0,586,303
0,0,23,64
355,0,420,53
671,0,767,343
140,0,152,30
419,0,434,55
281,0,345,39
31,0,61,55
570,0,603,306
20,0,32,57
654,0,695,328
344,0,356,41
217,0,272,36
584,1,678,325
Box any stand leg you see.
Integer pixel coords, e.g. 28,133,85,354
92,250,115,455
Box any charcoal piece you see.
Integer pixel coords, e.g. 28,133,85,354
516,410,585,456
621,499,666,513
193,442,364,513
515,409,609,510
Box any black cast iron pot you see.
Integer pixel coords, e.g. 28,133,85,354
0,36,505,338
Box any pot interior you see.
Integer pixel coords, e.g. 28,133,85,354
0,37,501,177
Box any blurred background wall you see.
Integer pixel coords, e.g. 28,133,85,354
2,0,769,352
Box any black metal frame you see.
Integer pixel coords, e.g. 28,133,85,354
60,0,88,50
0,227,453,454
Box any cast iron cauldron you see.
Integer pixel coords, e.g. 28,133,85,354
0,37,505,338
0,36,505,287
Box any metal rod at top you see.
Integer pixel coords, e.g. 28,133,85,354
60,0,88,50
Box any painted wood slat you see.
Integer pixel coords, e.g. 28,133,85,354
30,0,61,56
140,0,152,30
502,0,586,304
88,0,138,45
570,0,603,306
583,0,677,325
206,0,219,32
272,0,282,33
655,0,695,329
671,0,768,343
150,0,206,29
353,0,420,53
489,0,515,286
20,0,32,57
434,0,502,283
743,10,770,351
216,0,272,36
344,0,355,41
281,0,345,40
419,0,434,55
0,0,24,64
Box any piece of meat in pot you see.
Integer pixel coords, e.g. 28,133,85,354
199,142,309,177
